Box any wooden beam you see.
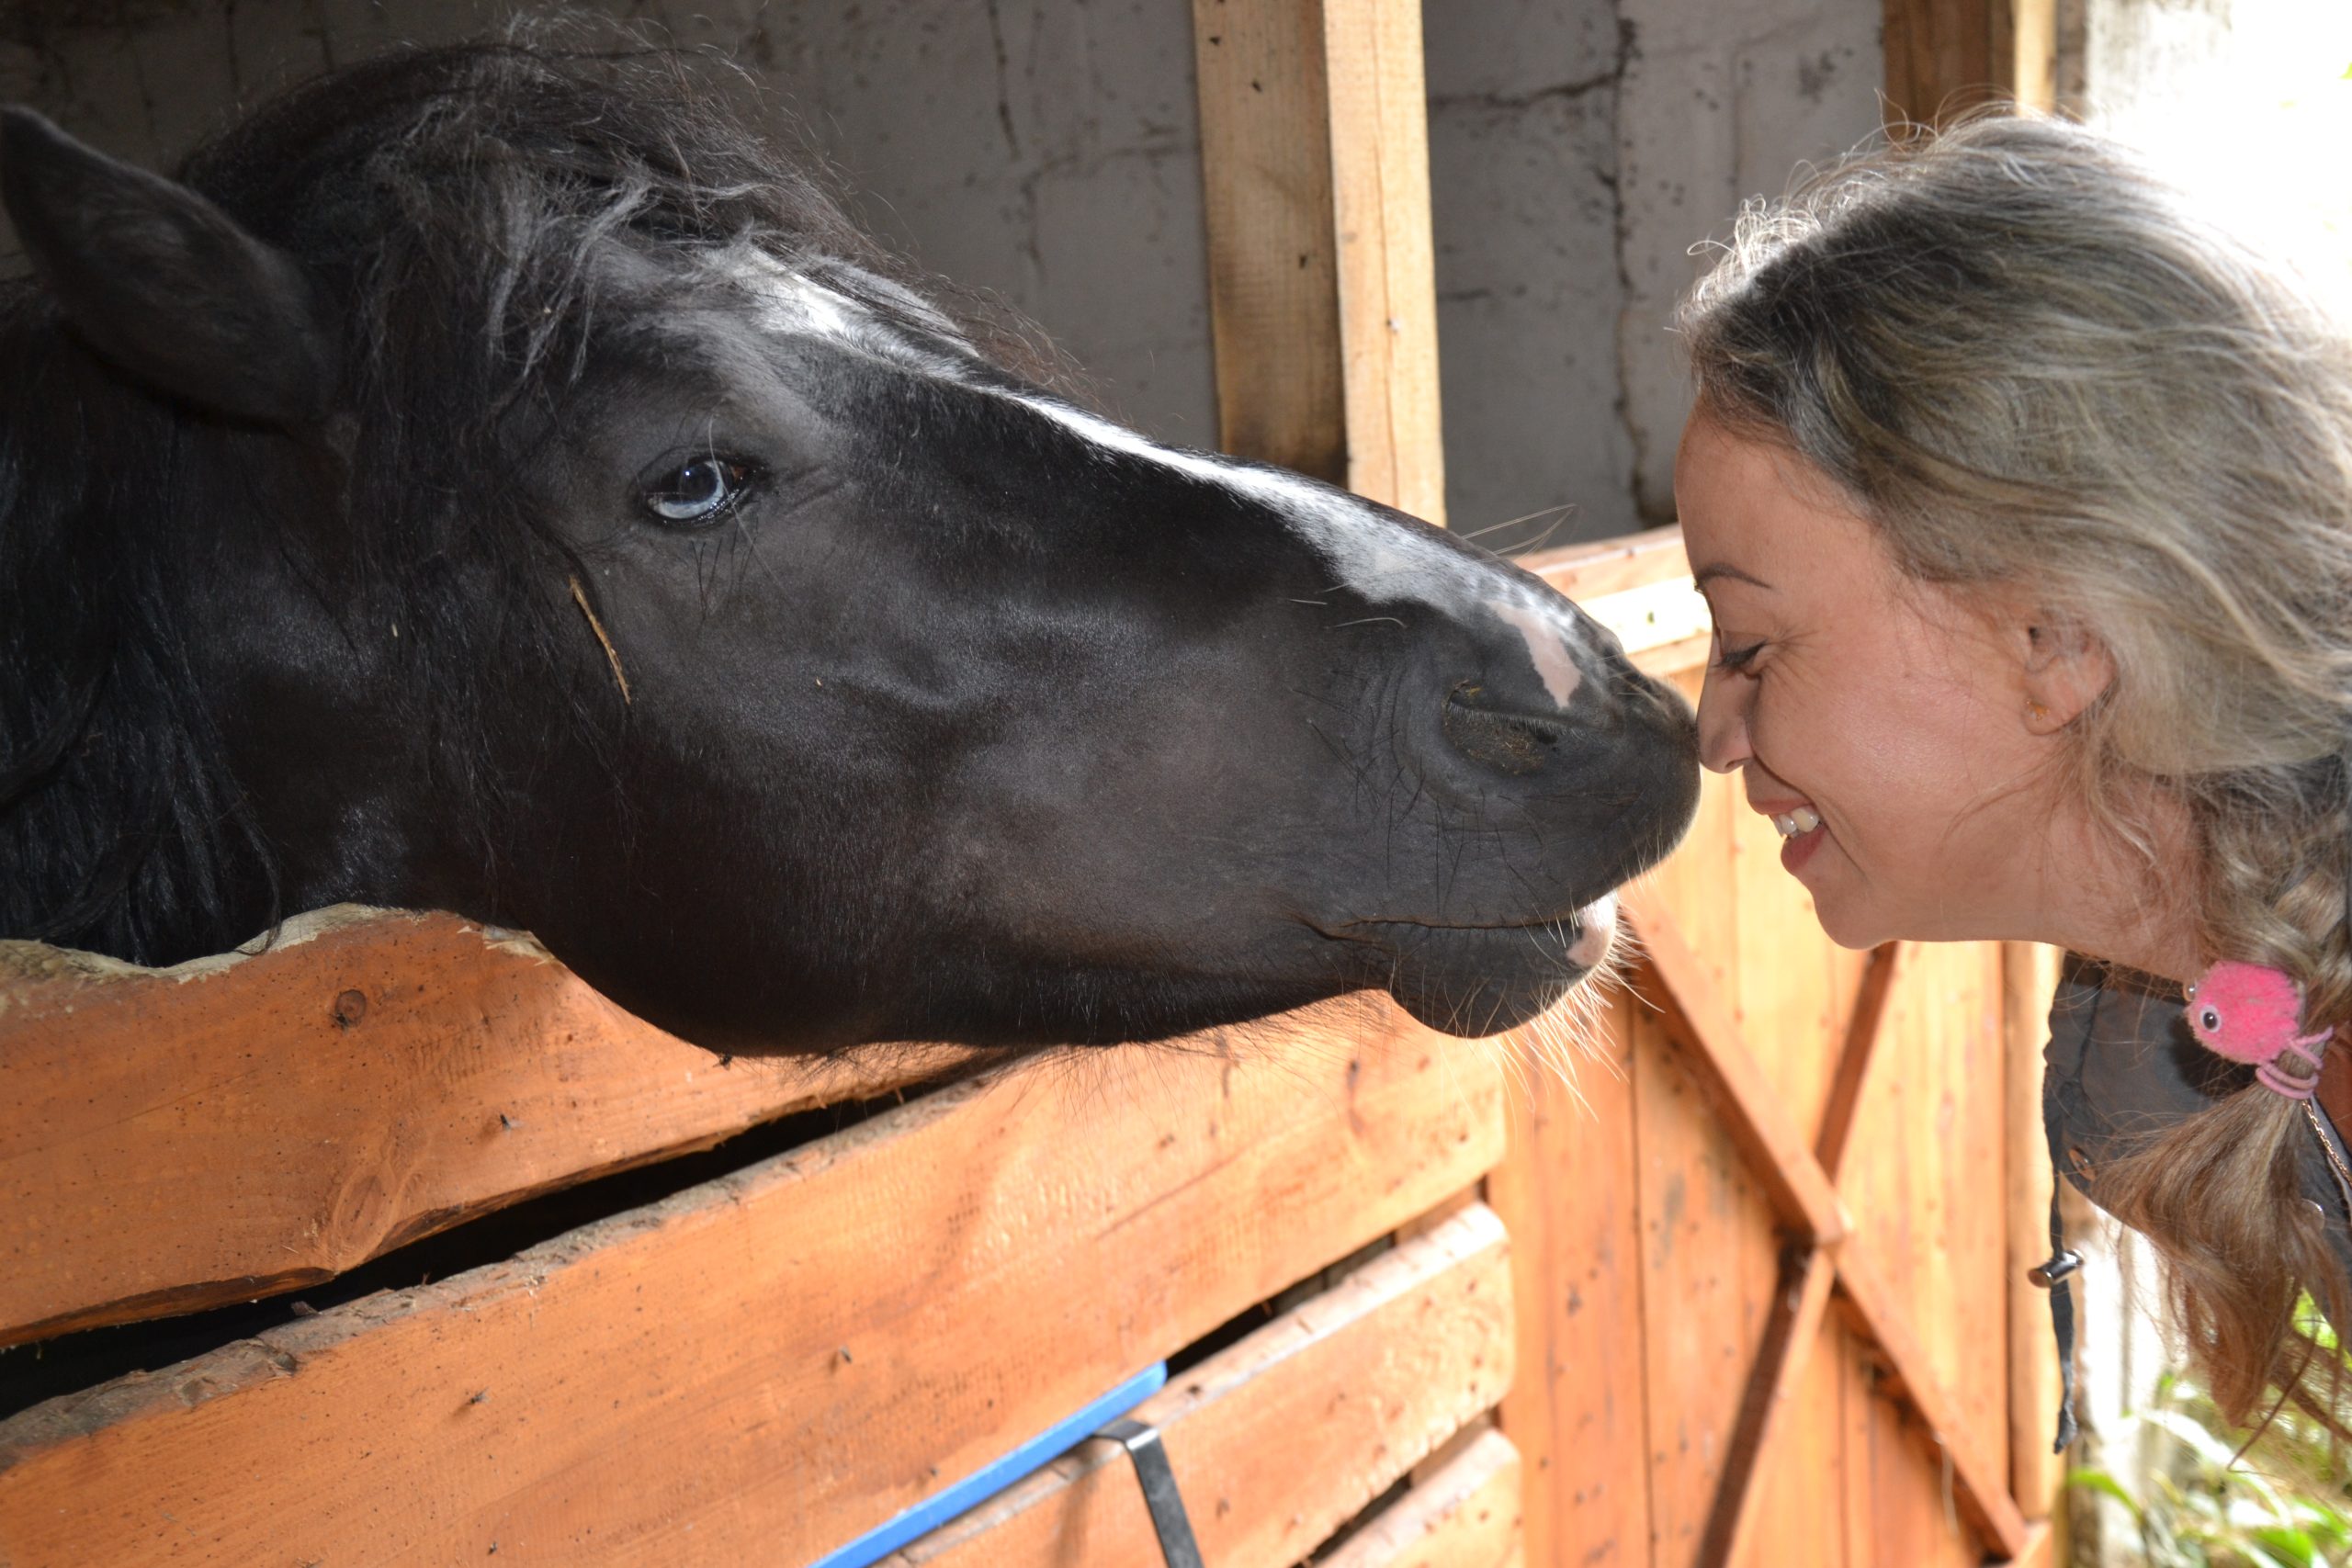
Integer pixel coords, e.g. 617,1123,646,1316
1487,989,1652,1568
1695,945,1900,1566
1193,0,1344,484
0,908,975,1347
1817,942,1903,1179
1193,0,1445,520
1319,0,1445,521
894,1205,1512,1566
1317,1425,1522,1568
1695,1246,1839,1568
1835,1245,2032,1558
1997,0,2059,114
1620,889,1849,1247
1883,0,2058,126
0,1014,1503,1568
1521,525,1688,604
2005,941,2066,1517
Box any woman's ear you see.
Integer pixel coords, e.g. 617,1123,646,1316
2021,615,2114,734
0,107,335,426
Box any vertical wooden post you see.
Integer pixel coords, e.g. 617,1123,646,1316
2004,941,2067,1529
1883,0,2059,125
1191,0,1446,524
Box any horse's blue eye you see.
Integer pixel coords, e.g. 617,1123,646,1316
645,457,752,525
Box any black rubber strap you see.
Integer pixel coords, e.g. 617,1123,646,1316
2036,1077,2083,1453
2039,1179,2081,1452
1097,1417,1204,1568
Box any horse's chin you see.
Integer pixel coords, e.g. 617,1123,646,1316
1362,894,1620,1039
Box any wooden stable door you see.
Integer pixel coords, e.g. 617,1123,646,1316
1496,534,2064,1568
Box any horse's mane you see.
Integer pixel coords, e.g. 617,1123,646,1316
0,31,1064,964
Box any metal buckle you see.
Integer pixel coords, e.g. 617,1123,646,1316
2028,1248,2082,1290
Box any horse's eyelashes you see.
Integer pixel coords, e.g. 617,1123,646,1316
643,455,760,527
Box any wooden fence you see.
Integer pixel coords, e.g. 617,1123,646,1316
0,529,2067,1567
1,3,2068,1563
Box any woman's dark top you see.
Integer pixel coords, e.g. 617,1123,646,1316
2041,954,2352,1280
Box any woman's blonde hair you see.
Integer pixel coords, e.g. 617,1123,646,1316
1679,114,2352,1431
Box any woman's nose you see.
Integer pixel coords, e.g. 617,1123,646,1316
1693,660,1751,774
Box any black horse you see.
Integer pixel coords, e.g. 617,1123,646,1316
0,39,1697,1054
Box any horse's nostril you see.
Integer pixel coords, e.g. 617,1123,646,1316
1442,682,1573,776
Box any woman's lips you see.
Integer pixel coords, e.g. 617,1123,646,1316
1780,818,1827,874
1757,801,1826,875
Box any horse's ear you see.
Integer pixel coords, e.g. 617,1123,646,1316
1,107,335,426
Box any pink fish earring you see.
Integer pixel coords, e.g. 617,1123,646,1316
2186,961,2332,1100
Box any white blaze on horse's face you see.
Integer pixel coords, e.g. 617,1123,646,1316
720,249,1606,714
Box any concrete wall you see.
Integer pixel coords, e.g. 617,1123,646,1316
0,0,1882,550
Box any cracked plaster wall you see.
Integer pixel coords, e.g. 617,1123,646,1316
1428,0,1882,546
3,0,1880,550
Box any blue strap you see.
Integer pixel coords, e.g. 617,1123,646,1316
806,1362,1168,1568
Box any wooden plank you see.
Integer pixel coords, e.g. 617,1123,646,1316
1701,1246,1837,1568
1623,678,1774,1566
1883,0,2055,126
1723,770,1846,1147
1701,939,1894,1568
2004,941,2064,1518
1193,0,1442,519
1318,1426,1522,1568
1488,988,1651,1568
2007,1519,2055,1568
1620,889,1848,1247
1192,0,1346,484
1849,941,2013,1509
1835,1245,2030,1557
1999,0,2058,113
1839,1325,1876,1568
1321,0,1445,522
1882,0,1996,127
894,1204,1512,1567
1522,525,1689,604
1631,968,1783,1568
1737,1298,1853,1568
1633,629,1713,680
0,1011,1502,1568
0,907,973,1346
1817,945,1903,1179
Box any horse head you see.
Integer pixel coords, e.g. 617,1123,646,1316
0,41,1698,1053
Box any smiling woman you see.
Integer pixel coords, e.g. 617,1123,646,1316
1674,114,2352,1439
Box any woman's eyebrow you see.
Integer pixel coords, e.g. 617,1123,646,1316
1691,562,1774,592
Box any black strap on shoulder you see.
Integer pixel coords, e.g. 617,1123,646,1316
1096,1417,1204,1568
2030,1179,2082,1451
2034,1080,2084,1452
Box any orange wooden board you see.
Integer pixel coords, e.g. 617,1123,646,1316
1492,656,2036,1562
0,1007,1501,1568
1321,0,1447,522
1322,1425,1522,1568
1841,939,2012,1500
895,1203,1512,1567
0,907,975,1345
1488,987,1651,1568
1522,525,1688,604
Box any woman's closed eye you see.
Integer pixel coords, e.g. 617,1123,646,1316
1712,634,1767,672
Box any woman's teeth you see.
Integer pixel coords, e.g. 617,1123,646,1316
1772,807,1822,840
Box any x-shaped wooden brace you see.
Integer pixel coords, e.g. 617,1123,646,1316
1619,887,2039,1565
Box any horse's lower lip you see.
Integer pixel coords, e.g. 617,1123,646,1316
1324,900,1621,1038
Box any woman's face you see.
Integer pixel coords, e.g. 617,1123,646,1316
1674,412,2064,949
